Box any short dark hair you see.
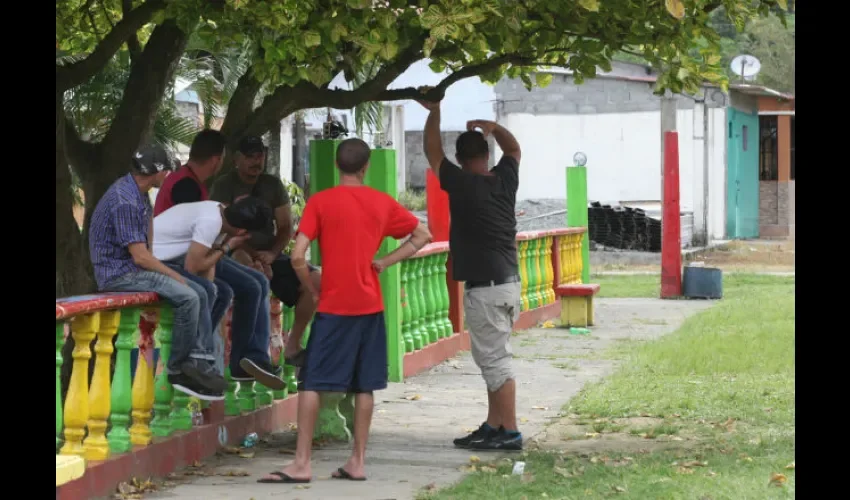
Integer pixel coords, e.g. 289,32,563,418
189,129,226,162
336,138,371,174
223,196,272,231
455,131,489,162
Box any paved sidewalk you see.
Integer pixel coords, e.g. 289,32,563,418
147,298,714,500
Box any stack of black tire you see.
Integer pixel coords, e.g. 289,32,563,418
586,202,663,252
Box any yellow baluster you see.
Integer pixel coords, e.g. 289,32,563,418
60,313,98,456
559,237,569,285
130,309,158,446
518,240,530,311
544,236,556,304
83,310,120,461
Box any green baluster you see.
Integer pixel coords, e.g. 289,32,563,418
56,322,64,451
224,368,240,415
400,260,414,352
535,237,546,306
285,365,298,394
107,308,139,453
424,255,439,343
528,238,539,307
438,252,453,337
414,257,429,347
151,307,174,437
255,381,273,406
409,258,424,350
238,379,257,413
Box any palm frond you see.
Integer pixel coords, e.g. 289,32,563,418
153,103,201,151
350,60,384,137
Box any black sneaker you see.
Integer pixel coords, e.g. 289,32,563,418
181,359,227,393
229,365,254,382
239,358,286,390
168,373,225,401
453,422,499,449
469,427,523,451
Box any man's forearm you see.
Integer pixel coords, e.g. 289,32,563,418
423,109,444,172
490,123,520,157
380,228,432,269
291,255,316,295
187,246,228,275
271,222,292,255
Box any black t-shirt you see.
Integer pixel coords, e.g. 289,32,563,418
439,156,519,282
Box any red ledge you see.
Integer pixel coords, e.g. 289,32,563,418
412,241,450,258
513,302,561,331
516,227,585,241
554,284,601,297
56,395,299,500
403,331,471,378
56,292,161,320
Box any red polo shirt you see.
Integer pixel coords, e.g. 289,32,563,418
153,165,209,216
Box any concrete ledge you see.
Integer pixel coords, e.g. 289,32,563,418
514,302,561,331
403,331,470,378
56,395,299,500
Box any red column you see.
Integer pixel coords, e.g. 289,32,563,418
426,169,464,334
661,131,683,298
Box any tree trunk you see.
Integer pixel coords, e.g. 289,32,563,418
293,113,307,190
56,92,94,298
265,120,281,179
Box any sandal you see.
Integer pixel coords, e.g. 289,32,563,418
331,467,367,481
257,471,311,484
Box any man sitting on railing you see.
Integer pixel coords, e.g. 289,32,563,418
210,135,322,367
258,138,432,484
419,94,524,451
88,144,226,401
152,197,282,390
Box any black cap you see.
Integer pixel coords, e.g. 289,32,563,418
132,144,173,175
237,136,266,156
223,196,273,231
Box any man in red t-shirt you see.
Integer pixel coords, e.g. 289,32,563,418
153,129,226,216
258,139,432,484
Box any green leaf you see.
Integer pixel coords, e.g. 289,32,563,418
423,37,437,57
429,60,446,73
420,4,444,29
776,0,788,9
303,30,322,48
578,0,600,12
330,23,348,43
705,53,721,66
379,42,399,60
520,73,533,90
346,0,371,9
535,72,553,87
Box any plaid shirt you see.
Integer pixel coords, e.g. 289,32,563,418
89,173,152,289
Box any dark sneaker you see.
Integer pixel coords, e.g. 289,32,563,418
229,365,254,382
168,373,225,401
469,427,523,451
240,358,286,390
453,422,498,449
181,359,228,393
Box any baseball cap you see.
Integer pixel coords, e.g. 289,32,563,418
132,144,174,175
237,136,266,156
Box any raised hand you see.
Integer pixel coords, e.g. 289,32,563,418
415,85,441,111
466,119,498,137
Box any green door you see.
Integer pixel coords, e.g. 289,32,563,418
726,108,760,238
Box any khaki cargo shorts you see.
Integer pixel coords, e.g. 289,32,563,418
464,281,522,392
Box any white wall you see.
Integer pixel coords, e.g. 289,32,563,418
499,106,727,240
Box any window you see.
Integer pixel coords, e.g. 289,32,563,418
742,125,748,151
790,116,795,180
759,116,778,181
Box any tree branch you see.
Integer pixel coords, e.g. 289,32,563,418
56,0,165,92
218,67,264,139
122,0,142,62
63,112,98,178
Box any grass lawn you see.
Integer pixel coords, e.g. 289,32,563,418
424,276,795,500
592,273,792,299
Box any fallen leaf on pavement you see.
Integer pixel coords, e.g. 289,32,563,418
541,321,555,329
671,436,684,441
377,409,387,414
613,486,626,493
459,465,477,472
404,394,422,401
463,427,477,433
769,473,787,486
682,461,708,467
238,451,255,459
221,446,241,454
520,417,528,423
531,406,549,410
785,462,795,470
676,466,695,475
553,466,571,478
480,466,497,474
469,455,481,463
424,482,437,491
585,432,600,438
279,449,295,454
218,469,250,477
294,484,311,490
189,461,203,468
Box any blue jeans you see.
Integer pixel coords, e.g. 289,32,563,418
165,257,234,376
216,256,271,372
100,270,215,375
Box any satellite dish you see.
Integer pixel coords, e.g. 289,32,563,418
730,54,761,82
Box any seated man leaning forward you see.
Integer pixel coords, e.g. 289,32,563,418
259,138,432,484
152,197,273,382
88,144,225,400
210,135,321,366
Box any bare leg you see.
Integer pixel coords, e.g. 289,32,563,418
265,390,320,481
333,392,373,479
285,270,321,359
491,379,517,431
486,390,501,429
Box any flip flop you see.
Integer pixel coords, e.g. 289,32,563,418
332,467,367,481
257,471,311,484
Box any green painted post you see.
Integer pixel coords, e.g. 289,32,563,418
412,257,427,348
438,252,453,337
255,382,273,407
364,147,403,383
224,368,240,415
423,255,439,343
107,308,139,453
151,307,174,437
526,238,539,310
56,322,64,451
534,238,546,305
237,381,256,413
400,261,414,352
308,139,342,264
566,165,590,283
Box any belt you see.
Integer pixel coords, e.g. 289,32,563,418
465,274,521,289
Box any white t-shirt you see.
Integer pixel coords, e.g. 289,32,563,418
153,201,224,261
